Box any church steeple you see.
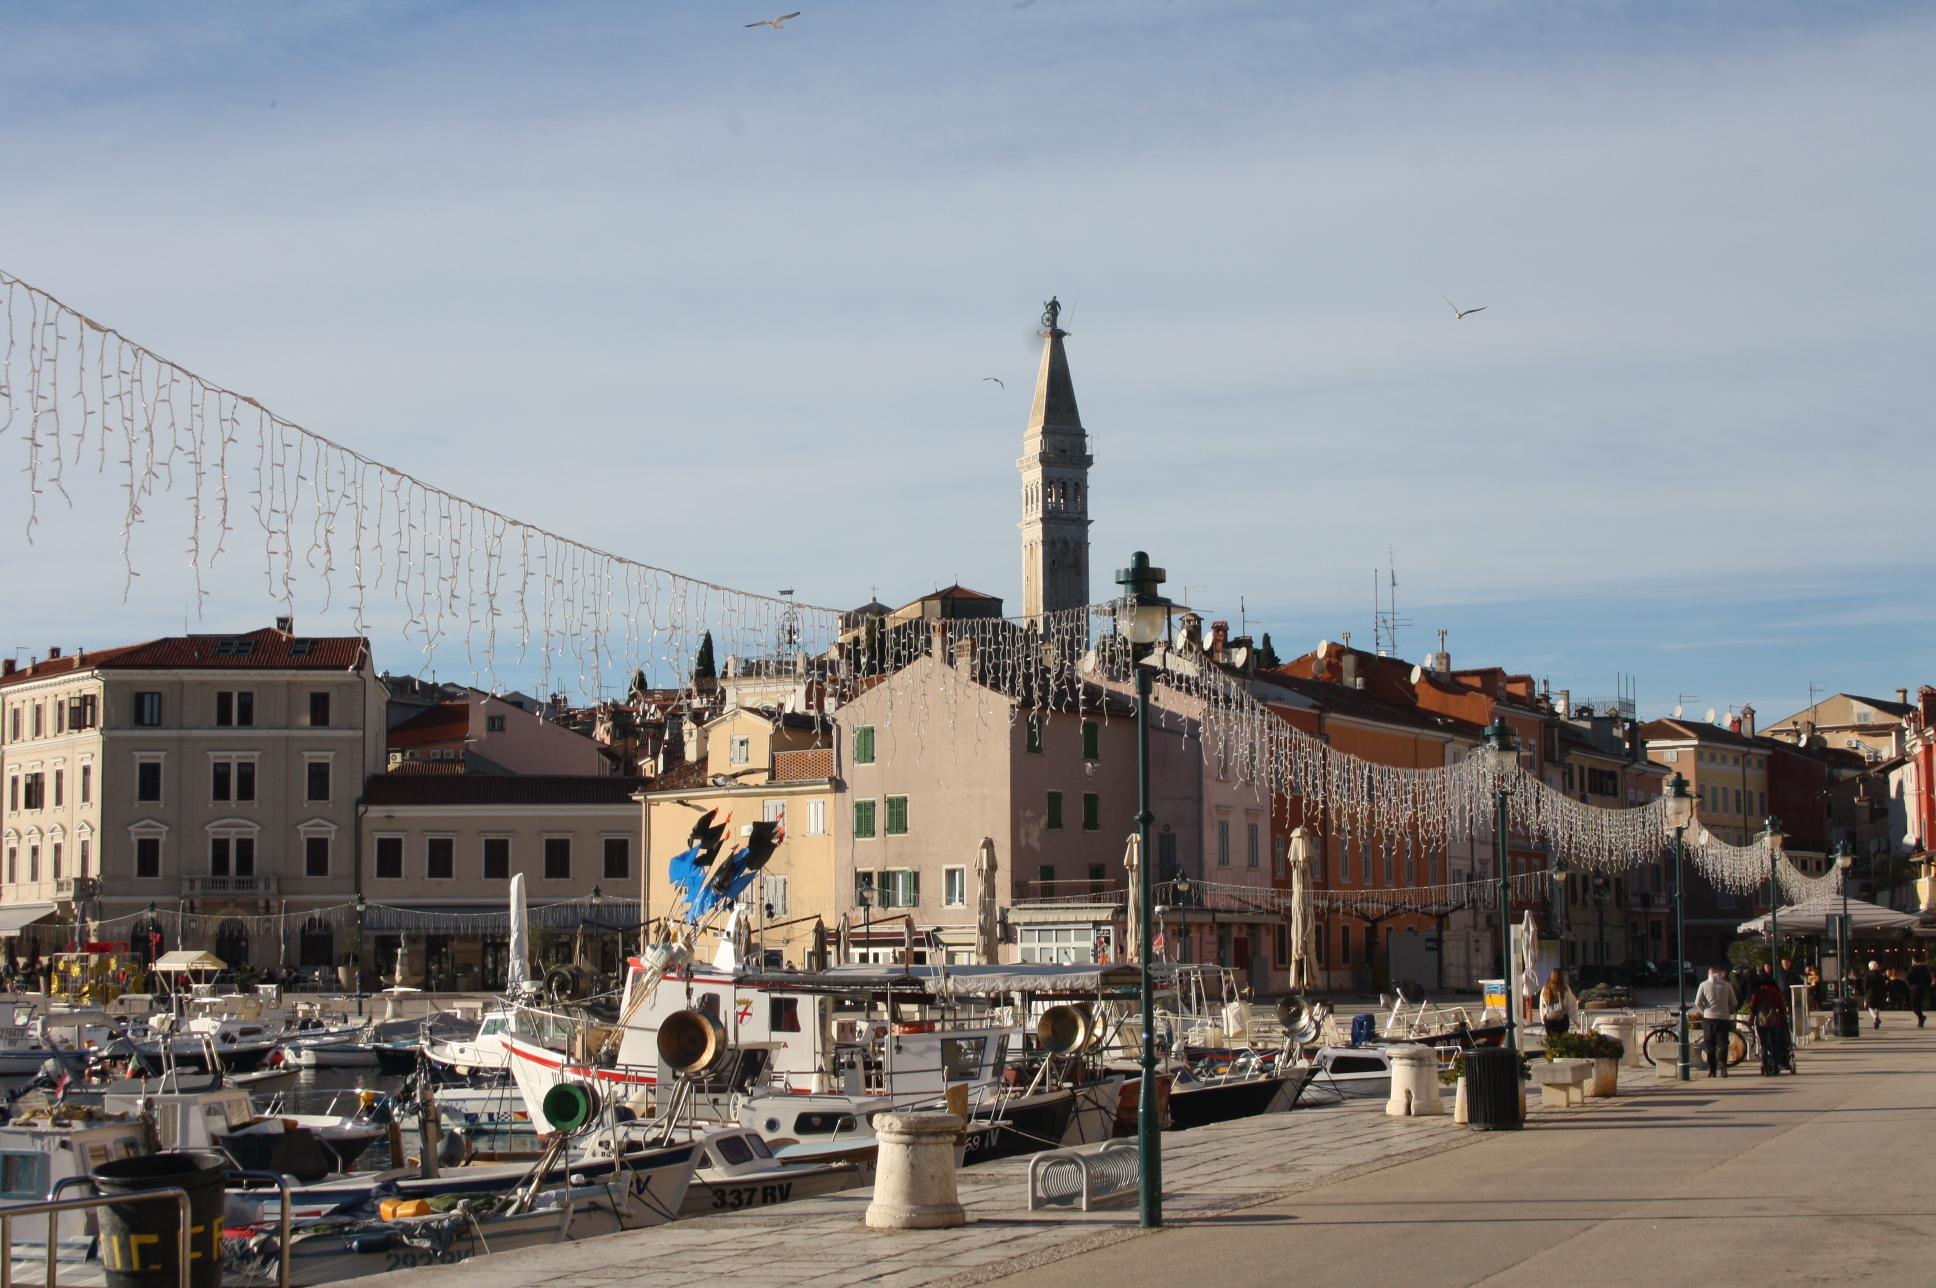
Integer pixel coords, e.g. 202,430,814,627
1017,297,1092,623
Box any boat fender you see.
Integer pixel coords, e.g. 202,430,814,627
348,1232,404,1255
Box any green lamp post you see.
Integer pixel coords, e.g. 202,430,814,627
1114,551,1174,1229
1662,772,1696,1080
1478,716,1520,1051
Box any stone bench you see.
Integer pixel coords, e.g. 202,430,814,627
1529,1057,1594,1108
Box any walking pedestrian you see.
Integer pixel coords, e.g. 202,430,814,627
1804,965,1824,1011
1864,960,1888,1029
1696,966,1737,1078
1908,955,1931,1029
1540,968,1578,1038
1750,971,1790,1075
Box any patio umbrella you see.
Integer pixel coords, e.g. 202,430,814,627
1287,827,1317,990
975,837,1000,965
1122,834,1141,963
507,872,529,991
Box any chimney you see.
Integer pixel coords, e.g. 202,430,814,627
1176,614,1203,653
1432,650,1451,674
1,660,12,676
1741,704,1756,738
1341,652,1358,688
47,647,60,660
1727,713,1741,734
1897,688,1909,705
1556,689,1571,719
1209,621,1229,655
275,615,294,634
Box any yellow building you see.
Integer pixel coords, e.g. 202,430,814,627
637,707,837,968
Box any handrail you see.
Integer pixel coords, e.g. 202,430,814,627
227,1168,293,1288
0,1185,191,1288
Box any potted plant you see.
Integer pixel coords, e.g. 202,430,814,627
1546,1030,1625,1096
1578,982,1634,1011
337,951,357,992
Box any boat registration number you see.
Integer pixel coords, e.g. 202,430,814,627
710,1182,793,1211
383,1249,469,1271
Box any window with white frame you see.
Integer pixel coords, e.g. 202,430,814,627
943,866,967,907
763,799,786,825
1018,925,1097,964
730,735,751,766
761,872,789,917
804,799,826,836
878,869,919,908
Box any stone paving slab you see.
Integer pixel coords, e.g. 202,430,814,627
374,1071,1671,1288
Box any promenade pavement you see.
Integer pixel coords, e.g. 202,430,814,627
377,1019,1930,1288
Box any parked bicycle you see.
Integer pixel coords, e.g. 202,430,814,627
1640,1010,1747,1069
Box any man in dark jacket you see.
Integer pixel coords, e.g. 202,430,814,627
1908,955,1931,1029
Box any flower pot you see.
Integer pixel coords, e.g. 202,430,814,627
337,965,357,991
1588,1056,1619,1097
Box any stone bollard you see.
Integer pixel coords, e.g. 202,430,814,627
865,1112,966,1229
1385,1045,1444,1117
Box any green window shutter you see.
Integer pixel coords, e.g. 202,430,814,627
1082,792,1100,831
885,795,908,836
854,725,875,765
1026,714,1042,754
1082,720,1099,760
1046,791,1063,830
903,870,920,907
854,798,876,839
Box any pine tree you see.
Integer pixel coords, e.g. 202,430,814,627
1257,632,1281,669
693,631,717,682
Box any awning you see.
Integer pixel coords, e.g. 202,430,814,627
152,949,228,971
0,903,56,935
789,961,1149,997
1737,899,1925,936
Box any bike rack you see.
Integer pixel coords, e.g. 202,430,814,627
1,1185,191,1288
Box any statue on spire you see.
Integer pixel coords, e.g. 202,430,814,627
1040,296,1063,333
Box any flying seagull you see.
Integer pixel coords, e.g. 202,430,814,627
983,377,1004,389
1442,295,1487,320
746,11,801,28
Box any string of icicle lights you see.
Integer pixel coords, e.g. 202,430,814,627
850,603,1854,894
0,269,836,697
0,269,1855,900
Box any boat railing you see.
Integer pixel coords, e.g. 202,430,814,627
8,1183,192,1288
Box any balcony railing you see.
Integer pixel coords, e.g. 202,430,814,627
53,877,99,903
1012,880,1125,907
181,875,279,896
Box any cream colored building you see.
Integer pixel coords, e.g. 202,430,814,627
359,774,647,987
0,623,383,963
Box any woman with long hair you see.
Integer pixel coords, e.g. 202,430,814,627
1540,968,1578,1037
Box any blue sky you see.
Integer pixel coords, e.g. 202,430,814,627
0,1,1929,720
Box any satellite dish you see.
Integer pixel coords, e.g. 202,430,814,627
1706,708,1718,724
1673,705,1683,718
1409,664,1423,684
1316,640,1331,658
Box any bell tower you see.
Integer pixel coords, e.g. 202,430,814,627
1017,297,1092,623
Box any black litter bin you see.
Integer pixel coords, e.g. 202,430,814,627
1464,1047,1524,1132
92,1150,227,1288
1834,997,1861,1038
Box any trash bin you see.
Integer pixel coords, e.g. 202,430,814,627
1834,997,1861,1039
1464,1047,1524,1132
92,1150,227,1288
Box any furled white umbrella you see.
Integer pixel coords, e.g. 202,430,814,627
507,872,529,992
1122,834,1141,963
976,837,1000,965
1287,827,1317,990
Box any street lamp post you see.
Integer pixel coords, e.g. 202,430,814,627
1591,874,1609,988
1115,551,1174,1230
1763,819,1785,989
1835,842,1854,999
1174,873,1191,964
1479,717,1520,1051
1662,773,1696,1081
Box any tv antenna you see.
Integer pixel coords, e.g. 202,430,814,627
1674,693,1697,719
1373,553,1411,657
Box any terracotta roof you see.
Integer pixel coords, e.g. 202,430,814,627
389,701,471,748
0,629,365,691
363,775,649,806
1253,669,1483,738
386,760,468,776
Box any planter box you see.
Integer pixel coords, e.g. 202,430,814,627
1587,1056,1619,1097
